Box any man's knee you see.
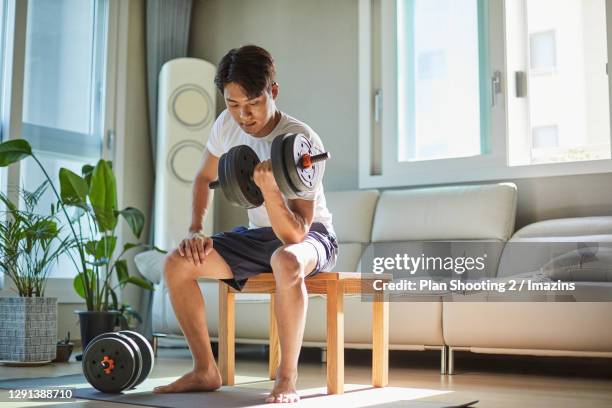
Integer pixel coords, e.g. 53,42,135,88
271,246,304,287
163,249,193,283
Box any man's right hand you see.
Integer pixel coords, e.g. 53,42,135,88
178,232,214,265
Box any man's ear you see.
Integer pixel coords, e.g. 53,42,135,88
271,82,279,100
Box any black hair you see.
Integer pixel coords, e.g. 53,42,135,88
214,45,276,99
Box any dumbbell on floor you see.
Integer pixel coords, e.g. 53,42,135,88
209,133,330,208
82,330,154,393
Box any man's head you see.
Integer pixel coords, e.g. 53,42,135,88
215,45,279,137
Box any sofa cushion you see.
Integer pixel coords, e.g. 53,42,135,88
330,243,363,272
325,190,379,243
371,183,517,242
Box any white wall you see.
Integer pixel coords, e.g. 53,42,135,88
189,0,612,230
189,0,359,231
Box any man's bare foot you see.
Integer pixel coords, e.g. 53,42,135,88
153,366,222,394
265,374,299,404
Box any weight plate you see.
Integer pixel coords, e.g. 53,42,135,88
271,135,300,200
119,331,155,388
83,334,139,393
231,145,263,208
283,134,324,196
218,152,240,207
225,147,251,208
113,333,143,391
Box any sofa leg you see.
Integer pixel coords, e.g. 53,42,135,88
448,346,455,375
441,346,447,375
321,347,327,363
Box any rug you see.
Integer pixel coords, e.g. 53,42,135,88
0,374,478,407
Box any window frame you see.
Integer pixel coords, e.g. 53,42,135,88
0,0,128,303
358,0,612,189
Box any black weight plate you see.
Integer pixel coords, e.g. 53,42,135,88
271,135,300,199
229,145,263,208
225,147,252,208
282,133,323,196
218,151,241,207
114,333,143,391
119,331,155,388
82,335,138,393
94,332,142,389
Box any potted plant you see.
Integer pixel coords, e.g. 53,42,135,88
62,159,155,347
0,182,73,364
0,140,156,350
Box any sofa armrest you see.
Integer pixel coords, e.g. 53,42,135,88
497,216,612,279
135,250,167,285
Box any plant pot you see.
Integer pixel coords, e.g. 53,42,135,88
0,297,57,363
52,343,74,363
75,311,119,350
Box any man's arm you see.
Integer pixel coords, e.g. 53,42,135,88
189,148,218,233
179,148,218,264
254,159,314,244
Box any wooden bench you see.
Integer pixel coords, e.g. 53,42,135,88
217,271,390,394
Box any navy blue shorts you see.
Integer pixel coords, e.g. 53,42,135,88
211,222,338,291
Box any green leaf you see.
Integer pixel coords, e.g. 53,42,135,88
59,168,89,207
74,269,96,300
73,273,86,299
126,276,154,291
95,236,117,259
123,243,141,252
109,288,119,310
82,164,94,187
85,240,97,257
89,160,118,232
115,259,128,285
84,236,117,260
24,219,58,241
0,140,32,167
118,207,145,239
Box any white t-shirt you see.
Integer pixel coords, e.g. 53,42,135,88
206,109,335,236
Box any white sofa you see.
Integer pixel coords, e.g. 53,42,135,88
136,182,612,373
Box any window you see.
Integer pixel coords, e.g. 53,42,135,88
508,0,611,166
359,0,612,188
0,0,117,291
19,0,109,279
397,0,486,162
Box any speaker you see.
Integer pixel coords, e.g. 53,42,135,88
154,58,216,251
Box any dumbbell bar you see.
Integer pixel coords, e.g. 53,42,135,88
82,330,154,394
208,151,329,190
209,133,330,208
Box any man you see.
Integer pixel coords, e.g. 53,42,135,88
153,45,338,404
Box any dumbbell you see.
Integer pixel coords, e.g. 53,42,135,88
82,330,154,393
209,133,330,208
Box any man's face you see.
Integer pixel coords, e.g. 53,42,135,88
223,82,278,137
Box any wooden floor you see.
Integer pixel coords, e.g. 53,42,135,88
1,345,611,407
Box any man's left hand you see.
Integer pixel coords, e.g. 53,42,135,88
253,159,280,195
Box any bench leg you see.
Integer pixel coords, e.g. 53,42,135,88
372,291,389,387
326,280,344,394
269,293,281,380
218,282,235,386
